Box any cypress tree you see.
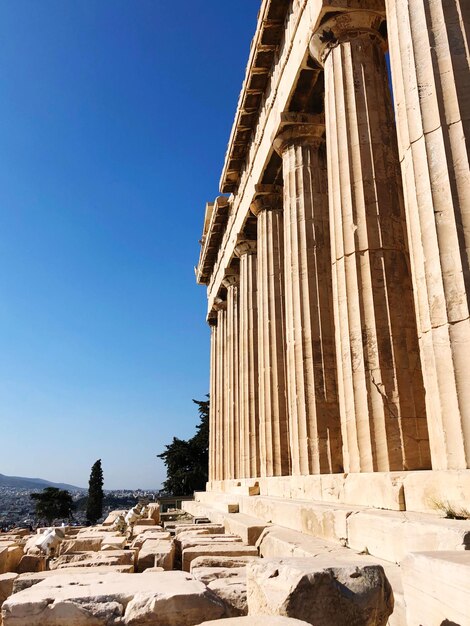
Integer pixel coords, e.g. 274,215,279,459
86,459,104,524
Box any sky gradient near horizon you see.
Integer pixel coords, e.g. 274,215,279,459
0,1,259,489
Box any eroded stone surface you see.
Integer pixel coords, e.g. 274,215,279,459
0,573,18,607
182,544,258,572
137,539,175,572
208,577,247,617
50,549,135,570
401,551,470,626
13,566,134,593
190,556,259,572
192,566,247,585
2,571,225,626
246,558,393,626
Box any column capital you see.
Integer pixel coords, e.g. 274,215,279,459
222,268,239,289
234,237,257,258
213,297,227,312
207,308,218,326
310,10,386,65
273,113,325,155
250,185,283,217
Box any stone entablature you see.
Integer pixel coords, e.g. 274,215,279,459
196,196,230,286
197,0,470,483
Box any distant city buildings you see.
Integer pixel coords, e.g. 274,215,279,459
0,487,161,530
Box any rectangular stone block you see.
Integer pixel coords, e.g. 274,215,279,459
50,549,135,570
5,547,22,573
13,565,134,593
102,510,127,526
402,469,470,513
0,573,18,608
174,524,225,537
182,500,218,520
190,556,260,573
16,555,46,574
239,496,355,545
182,544,258,572
401,551,470,625
137,539,175,572
100,536,127,550
131,530,171,549
131,524,162,536
2,571,225,625
246,558,393,625
347,510,470,563
147,503,161,524
255,526,350,560
179,535,242,553
0,548,8,575
58,537,103,555
223,514,268,545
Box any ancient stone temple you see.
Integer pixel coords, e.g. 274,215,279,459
197,0,470,503
194,2,470,622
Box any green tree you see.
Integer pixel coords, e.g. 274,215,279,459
158,396,209,495
86,459,104,524
30,487,74,524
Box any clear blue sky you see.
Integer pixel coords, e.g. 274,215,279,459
0,1,259,489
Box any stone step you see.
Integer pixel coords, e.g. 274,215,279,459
183,499,269,546
221,514,269,546
190,492,470,564
207,470,470,514
401,551,470,626
195,491,240,514
183,499,223,522
184,500,407,625
346,509,470,563
237,495,360,545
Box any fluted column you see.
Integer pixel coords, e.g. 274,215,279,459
311,10,431,472
274,116,343,475
223,270,241,479
251,191,291,476
213,300,227,481
385,0,470,469
235,238,260,479
208,316,218,482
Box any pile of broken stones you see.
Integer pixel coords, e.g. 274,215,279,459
0,504,393,625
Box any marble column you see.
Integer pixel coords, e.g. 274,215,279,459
251,190,291,476
214,300,227,480
385,0,470,469
311,10,431,472
235,238,260,479
222,270,241,479
274,117,343,475
208,316,218,482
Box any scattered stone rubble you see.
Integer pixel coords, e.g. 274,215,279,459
1,498,469,625
0,502,400,626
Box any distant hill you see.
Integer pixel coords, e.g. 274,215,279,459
0,473,84,491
